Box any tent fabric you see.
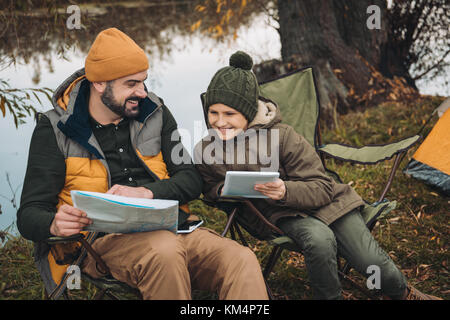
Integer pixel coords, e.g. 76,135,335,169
405,106,450,196
405,160,449,195
318,135,421,164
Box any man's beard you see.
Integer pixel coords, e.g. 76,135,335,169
101,81,141,118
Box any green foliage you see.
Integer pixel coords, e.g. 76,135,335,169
0,79,53,128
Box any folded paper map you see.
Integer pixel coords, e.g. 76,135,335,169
71,190,179,234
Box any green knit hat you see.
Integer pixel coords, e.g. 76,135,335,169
205,51,259,122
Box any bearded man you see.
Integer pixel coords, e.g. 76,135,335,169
17,28,268,300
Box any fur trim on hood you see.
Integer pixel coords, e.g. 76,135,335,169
248,98,282,129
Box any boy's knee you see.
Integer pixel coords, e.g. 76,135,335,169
296,223,337,258
305,236,337,260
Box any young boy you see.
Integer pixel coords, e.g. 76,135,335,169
194,51,441,300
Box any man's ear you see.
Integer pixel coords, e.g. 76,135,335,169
91,81,107,94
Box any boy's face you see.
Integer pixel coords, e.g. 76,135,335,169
207,103,248,140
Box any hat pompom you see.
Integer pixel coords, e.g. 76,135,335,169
229,51,253,71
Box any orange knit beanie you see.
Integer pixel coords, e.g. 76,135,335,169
85,28,149,82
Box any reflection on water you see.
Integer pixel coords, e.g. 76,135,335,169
0,1,281,233
1,1,270,84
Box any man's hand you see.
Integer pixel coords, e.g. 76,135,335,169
50,204,92,237
106,185,154,199
254,178,286,201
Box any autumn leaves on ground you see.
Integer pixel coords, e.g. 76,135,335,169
0,96,448,300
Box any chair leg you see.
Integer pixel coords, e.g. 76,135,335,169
229,223,237,241
105,290,122,300
233,222,249,247
264,278,275,300
377,152,404,202
93,288,107,300
62,290,71,300
221,208,237,237
337,270,379,300
263,246,283,279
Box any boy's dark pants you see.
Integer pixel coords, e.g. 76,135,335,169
277,209,407,299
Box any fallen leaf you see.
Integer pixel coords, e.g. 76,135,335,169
418,274,430,281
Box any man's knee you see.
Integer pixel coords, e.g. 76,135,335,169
236,246,260,266
217,243,261,275
134,231,186,269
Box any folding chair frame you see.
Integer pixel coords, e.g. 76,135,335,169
44,233,141,300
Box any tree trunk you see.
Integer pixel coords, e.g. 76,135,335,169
254,0,418,127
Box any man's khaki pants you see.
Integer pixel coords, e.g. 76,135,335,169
81,227,268,300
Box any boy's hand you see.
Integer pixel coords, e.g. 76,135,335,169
254,178,286,200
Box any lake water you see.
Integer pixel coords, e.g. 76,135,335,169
0,6,447,236
0,12,282,235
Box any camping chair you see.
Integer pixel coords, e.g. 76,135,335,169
200,66,421,300
44,233,141,300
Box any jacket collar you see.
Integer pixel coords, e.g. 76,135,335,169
54,70,159,159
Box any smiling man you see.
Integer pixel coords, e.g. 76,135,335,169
96,72,148,119
17,28,268,300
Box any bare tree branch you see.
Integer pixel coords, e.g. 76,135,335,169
412,49,450,81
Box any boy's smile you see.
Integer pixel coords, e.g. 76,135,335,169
207,103,249,140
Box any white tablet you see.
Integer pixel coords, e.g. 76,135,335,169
221,171,280,198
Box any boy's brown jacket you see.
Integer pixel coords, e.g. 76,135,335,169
194,98,365,239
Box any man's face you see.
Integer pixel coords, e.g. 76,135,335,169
100,71,148,118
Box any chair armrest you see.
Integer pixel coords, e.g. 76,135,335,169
318,135,420,164
46,232,110,275
45,233,84,244
201,197,285,236
200,196,246,205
